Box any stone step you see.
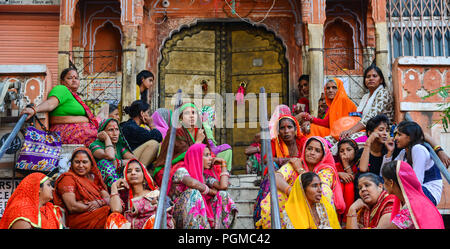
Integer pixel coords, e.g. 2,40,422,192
233,214,255,229
228,186,259,202
229,174,259,188
234,199,255,216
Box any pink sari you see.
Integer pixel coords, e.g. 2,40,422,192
390,161,444,229
302,136,346,214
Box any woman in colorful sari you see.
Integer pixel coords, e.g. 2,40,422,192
0,173,65,229
53,147,111,229
200,105,233,171
338,64,394,142
105,159,174,229
345,173,395,229
253,114,306,227
297,77,356,138
381,160,444,229
284,172,341,229
167,144,237,229
90,118,136,187
153,103,209,186
256,135,344,229
20,67,99,147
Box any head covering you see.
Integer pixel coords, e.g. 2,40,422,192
200,106,216,144
390,161,444,229
151,108,172,139
284,175,341,229
301,136,345,214
0,173,62,229
89,118,131,156
271,115,306,159
53,147,107,210
269,104,292,139
309,78,357,138
123,159,158,209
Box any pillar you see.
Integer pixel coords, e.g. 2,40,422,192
58,24,72,78
121,25,138,118
307,23,324,117
375,22,391,93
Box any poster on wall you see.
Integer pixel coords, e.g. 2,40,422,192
0,179,21,218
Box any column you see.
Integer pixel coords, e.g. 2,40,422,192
307,23,324,117
58,24,72,77
375,22,391,93
121,25,138,116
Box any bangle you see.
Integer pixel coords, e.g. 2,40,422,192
110,193,119,198
220,172,230,177
30,106,37,116
105,145,114,149
284,186,292,196
201,184,209,195
435,148,443,153
346,213,357,217
433,145,441,151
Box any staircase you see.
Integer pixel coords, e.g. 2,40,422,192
228,174,260,229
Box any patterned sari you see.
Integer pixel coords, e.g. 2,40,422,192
0,173,65,229
53,148,110,229
49,88,99,147
167,144,237,229
357,190,395,228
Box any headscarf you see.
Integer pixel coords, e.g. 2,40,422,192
200,106,217,144
167,144,214,223
271,115,306,159
284,175,341,229
309,78,357,138
151,108,172,139
53,147,107,211
123,159,158,210
390,161,444,229
301,136,345,214
89,118,131,158
269,104,292,139
0,173,63,229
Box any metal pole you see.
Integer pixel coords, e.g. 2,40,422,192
153,89,182,229
259,87,282,229
0,114,27,160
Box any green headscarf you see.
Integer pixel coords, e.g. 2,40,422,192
89,118,130,160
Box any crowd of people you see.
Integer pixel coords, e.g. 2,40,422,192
0,64,449,229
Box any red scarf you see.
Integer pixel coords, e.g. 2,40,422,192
68,88,99,129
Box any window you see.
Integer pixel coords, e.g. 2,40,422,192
387,0,450,60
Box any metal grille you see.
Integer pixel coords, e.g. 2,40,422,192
387,0,450,60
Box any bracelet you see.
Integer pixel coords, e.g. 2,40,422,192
344,166,352,171
30,106,37,116
433,145,441,151
346,213,357,217
284,186,292,196
105,145,114,149
435,148,444,153
201,184,209,195
220,172,230,177
110,192,119,198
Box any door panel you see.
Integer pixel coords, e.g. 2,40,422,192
159,23,288,174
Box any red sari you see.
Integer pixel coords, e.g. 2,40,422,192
53,147,110,229
0,173,64,229
357,190,395,228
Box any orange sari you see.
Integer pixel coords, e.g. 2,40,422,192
0,173,64,229
308,78,356,138
53,147,110,229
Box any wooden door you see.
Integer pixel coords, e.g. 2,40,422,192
159,22,288,174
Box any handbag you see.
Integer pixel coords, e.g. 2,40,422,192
15,117,62,173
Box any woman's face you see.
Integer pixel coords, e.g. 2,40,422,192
364,69,382,91
304,140,324,166
369,122,389,143
338,143,356,162
325,81,338,100
109,109,120,121
126,161,145,186
202,148,213,169
140,109,151,125
39,180,54,204
181,107,198,128
358,177,383,207
142,76,154,89
279,119,296,143
72,152,92,177
305,176,323,204
104,120,120,144
394,130,411,149
62,70,80,92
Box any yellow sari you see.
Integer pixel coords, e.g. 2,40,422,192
284,176,341,229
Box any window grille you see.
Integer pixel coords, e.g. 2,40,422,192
387,0,450,60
